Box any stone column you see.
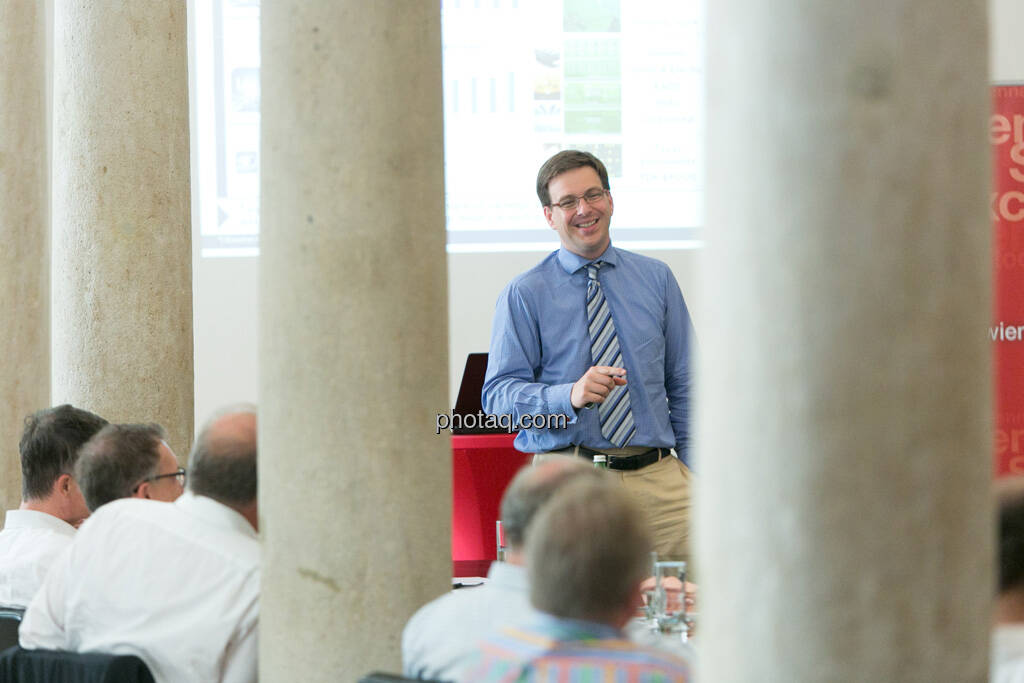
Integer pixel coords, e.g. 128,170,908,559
260,2,449,679
51,2,193,454
698,2,991,681
0,0,48,515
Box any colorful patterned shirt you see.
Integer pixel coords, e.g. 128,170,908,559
465,614,691,683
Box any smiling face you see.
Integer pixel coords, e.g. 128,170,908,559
543,166,614,260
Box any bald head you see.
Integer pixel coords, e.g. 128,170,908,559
500,456,604,552
206,412,257,452
188,406,257,515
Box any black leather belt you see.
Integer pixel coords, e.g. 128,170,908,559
574,445,668,471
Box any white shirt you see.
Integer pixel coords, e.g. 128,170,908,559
20,492,260,683
402,562,539,682
0,509,76,609
994,624,1024,683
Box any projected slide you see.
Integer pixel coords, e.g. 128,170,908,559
443,0,703,252
194,0,703,257
195,0,260,257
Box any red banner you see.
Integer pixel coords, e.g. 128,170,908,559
993,84,1024,475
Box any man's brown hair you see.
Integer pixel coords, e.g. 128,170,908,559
535,150,611,207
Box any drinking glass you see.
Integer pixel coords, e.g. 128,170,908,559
652,560,687,633
640,551,660,623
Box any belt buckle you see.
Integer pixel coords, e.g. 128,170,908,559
607,452,634,471
610,448,661,471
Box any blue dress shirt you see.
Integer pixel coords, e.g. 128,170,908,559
482,245,694,465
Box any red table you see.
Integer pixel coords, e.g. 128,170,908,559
451,432,531,577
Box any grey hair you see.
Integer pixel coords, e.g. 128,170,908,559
499,455,603,550
527,477,652,623
75,423,166,511
188,404,257,506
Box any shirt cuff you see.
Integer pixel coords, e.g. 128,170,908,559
549,383,579,424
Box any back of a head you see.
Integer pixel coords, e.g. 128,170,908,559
188,407,257,508
998,478,1024,595
527,477,652,624
499,456,604,550
75,423,165,510
19,405,108,501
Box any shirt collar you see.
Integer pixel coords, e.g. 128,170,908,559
556,244,619,275
174,490,257,540
994,624,1024,662
2,509,77,537
486,561,528,591
529,612,624,641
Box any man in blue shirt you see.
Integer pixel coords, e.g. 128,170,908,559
482,150,695,563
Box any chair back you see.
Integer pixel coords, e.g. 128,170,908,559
0,609,23,654
0,646,155,683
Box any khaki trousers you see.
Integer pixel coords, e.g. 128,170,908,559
533,446,694,573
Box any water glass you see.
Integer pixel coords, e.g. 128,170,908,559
652,560,687,633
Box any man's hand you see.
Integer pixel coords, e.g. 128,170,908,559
570,366,627,409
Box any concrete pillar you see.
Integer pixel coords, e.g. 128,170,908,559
51,2,193,454
260,2,449,679
699,2,991,682
0,0,48,516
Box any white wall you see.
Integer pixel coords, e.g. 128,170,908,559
193,243,702,422
194,255,258,422
992,0,1024,82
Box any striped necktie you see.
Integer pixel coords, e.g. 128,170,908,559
587,261,635,447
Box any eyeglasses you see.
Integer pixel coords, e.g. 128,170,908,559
549,189,609,212
132,466,186,492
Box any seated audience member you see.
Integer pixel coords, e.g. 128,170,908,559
20,407,260,683
993,479,1024,682
0,405,107,609
403,457,601,681
74,423,184,510
466,478,691,683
